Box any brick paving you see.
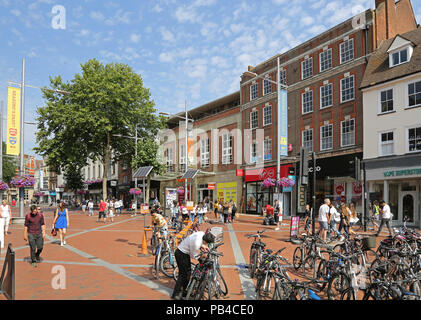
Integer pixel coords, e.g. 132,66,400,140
0,207,407,300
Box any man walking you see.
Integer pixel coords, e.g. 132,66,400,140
318,198,330,243
376,200,394,237
98,199,107,223
24,205,46,267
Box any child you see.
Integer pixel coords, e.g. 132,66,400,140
108,203,115,222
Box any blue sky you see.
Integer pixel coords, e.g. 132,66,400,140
0,0,420,158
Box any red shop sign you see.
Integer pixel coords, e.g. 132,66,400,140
245,165,292,182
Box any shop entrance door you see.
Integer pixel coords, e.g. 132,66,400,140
399,191,417,225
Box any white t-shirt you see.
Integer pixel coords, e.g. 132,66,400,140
381,204,392,219
330,207,341,223
318,204,330,222
178,231,205,259
88,202,93,209
1,205,10,218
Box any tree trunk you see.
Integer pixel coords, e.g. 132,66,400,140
146,175,151,204
102,133,111,201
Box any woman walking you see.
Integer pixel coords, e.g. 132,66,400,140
231,201,237,223
53,202,69,246
1,200,12,236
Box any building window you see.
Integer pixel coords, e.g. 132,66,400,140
390,48,409,67
320,49,332,72
408,127,421,152
263,78,272,95
264,139,272,161
408,80,421,108
251,142,258,163
123,176,127,184
380,132,394,156
279,69,287,86
180,144,186,172
302,129,313,152
380,89,394,113
341,75,355,102
320,83,333,109
250,110,259,129
122,161,127,170
301,57,313,80
200,139,210,168
321,124,333,151
263,106,272,126
302,90,313,114
222,133,233,164
341,119,355,147
87,167,90,179
166,148,173,172
340,39,354,64
250,83,259,100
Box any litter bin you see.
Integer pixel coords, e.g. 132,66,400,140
361,236,376,250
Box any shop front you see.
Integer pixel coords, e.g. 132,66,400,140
365,154,421,228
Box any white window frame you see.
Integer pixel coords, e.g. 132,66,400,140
302,129,313,152
263,105,272,126
251,142,258,163
250,110,259,129
302,90,313,114
340,75,355,103
166,148,173,172
263,77,272,95
200,138,210,168
222,133,233,165
406,79,421,109
406,126,421,153
279,69,287,86
320,124,333,151
341,119,355,147
250,83,259,100
264,139,272,161
319,49,332,73
378,87,395,114
340,38,354,64
389,47,410,68
301,57,313,80
320,83,333,109
379,131,395,156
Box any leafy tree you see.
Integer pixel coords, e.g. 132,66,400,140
35,59,160,201
2,142,18,183
63,165,84,195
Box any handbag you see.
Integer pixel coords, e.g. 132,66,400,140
51,227,57,237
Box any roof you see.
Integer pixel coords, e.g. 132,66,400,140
360,27,421,89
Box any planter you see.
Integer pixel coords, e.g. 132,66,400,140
10,175,35,188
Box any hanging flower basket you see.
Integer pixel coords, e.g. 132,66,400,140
77,190,87,195
10,175,35,188
261,178,276,189
129,188,142,195
276,178,296,188
177,187,185,195
0,182,9,191
34,192,44,197
85,179,103,186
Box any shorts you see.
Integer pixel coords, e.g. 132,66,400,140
318,221,328,230
99,211,106,219
274,214,279,223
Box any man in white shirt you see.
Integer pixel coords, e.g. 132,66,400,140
318,198,330,243
376,200,394,237
88,200,94,216
172,231,216,300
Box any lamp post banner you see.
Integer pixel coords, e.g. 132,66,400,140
279,88,288,157
6,87,20,156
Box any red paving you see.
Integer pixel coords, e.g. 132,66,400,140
0,207,406,300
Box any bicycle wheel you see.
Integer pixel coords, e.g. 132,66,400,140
273,280,290,300
249,248,259,278
150,234,158,256
198,277,216,300
160,253,176,278
215,267,228,296
302,255,317,280
327,272,351,300
185,278,199,300
153,244,162,279
362,249,378,265
315,259,328,291
292,247,303,270
340,287,356,300
256,273,277,300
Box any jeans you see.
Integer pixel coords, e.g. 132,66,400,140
338,220,349,236
377,218,393,236
330,220,341,237
28,233,44,263
173,249,191,298
198,214,203,224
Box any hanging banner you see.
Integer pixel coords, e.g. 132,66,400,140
6,87,21,156
352,182,362,198
279,88,288,157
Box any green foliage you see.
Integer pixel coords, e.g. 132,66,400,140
63,165,84,192
2,142,18,183
35,59,161,200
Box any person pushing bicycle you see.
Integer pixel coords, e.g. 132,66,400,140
151,209,168,243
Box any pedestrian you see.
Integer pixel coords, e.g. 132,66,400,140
328,203,342,241
303,204,312,233
24,205,46,267
376,200,394,237
109,200,115,222
349,203,359,232
181,202,189,222
171,231,216,300
82,200,86,213
190,203,196,222
274,200,281,231
1,200,12,237
98,199,107,223
371,200,380,230
11,199,16,207
214,201,219,220
131,201,137,217
88,199,94,216
318,198,330,243
231,202,237,223
52,201,69,246
171,200,180,226
339,203,351,238
196,202,205,225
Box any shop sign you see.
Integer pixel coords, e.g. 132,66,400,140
384,168,421,178
245,165,293,182
208,184,215,190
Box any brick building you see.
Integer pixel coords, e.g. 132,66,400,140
239,0,417,216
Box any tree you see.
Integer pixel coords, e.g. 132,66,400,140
2,142,18,183
35,59,160,201
63,165,84,195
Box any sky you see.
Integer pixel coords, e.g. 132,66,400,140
0,0,420,159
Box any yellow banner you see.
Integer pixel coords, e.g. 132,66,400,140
6,87,20,156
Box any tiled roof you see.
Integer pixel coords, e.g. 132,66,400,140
360,27,421,89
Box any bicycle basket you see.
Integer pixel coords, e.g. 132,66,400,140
210,227,224,243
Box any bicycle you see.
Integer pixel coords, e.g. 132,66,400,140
246,230,266,278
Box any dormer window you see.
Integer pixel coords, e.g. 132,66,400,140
387,36,414,68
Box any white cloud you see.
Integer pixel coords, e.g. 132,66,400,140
160,27,175,42
10,9,20,16
159,52,174,63
152,4,163,13
90,11,105,21
130,33,141,43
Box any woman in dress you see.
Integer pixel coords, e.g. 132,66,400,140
1,200,12,236
53,201,70,246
